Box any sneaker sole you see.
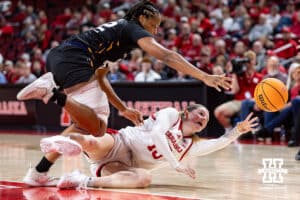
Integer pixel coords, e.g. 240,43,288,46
40,137,82,156
16,73,54,102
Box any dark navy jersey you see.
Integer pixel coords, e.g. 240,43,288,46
74,19,153,66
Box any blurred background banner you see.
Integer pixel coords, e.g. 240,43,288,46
0,82,228,137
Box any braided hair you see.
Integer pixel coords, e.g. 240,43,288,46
124,0,160,21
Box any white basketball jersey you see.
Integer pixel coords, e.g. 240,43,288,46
119,109,193,169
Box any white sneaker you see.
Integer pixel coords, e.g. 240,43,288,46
40,135,82,156
57,170,89,189
16,72,57,104
23,167,59,186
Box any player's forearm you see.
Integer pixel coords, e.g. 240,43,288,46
95,69,126,112
189,127,242,157
162,51,207,81
150,130,180,168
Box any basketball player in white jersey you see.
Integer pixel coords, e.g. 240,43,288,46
38,104,258,189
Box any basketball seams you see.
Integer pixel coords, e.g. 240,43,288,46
262,80,286,104
261,82,278,111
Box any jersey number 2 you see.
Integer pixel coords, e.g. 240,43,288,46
147,145,163,159
95,22,118,32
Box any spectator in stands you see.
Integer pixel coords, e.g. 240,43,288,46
248,14,273,42
229,5,248,33
15,60,37,84
107,62,126,82
153,59,168,80
212,65,225,76
135,57,161,82
197,46,213,74
252,40,266,72
230,40,246,59
266,4,281,30
275,1,295,33
161,28,177,51
0,55,7,84
175,22,193,57
274,26,298,59
31,60,44,78
222,6,233,32
120,49,143,81
212,17,227,38
215,50,263,134
3,60,19,84
196,10,213,37
290,10,300,36
170,71,189,82
214,54,227,69
211,39,229,61
184,33,202,64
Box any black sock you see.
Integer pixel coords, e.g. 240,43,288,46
50,88,67,107
35,156,53,173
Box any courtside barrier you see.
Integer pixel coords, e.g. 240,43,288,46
0,81,229,137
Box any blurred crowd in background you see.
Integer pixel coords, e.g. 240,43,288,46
0,0,299,144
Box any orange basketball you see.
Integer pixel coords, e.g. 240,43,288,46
254,78,288,112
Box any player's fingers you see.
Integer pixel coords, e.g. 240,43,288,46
221,78,232,89
249,116,259,123
215,85,221,92
245,112,254,121
250,123,259,128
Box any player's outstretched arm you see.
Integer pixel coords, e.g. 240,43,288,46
188,112,258,157
95,67,143,126
137,37,232,92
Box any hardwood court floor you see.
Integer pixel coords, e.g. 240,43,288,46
0,132,299,200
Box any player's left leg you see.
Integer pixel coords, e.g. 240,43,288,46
57,162,152,189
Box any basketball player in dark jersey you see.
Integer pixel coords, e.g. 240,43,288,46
17,0,232,186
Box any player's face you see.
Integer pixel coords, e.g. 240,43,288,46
140,14,161,35
187,107,209,133
292,67,300,82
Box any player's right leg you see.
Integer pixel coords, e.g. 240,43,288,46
23,124,87,186
41,132,115,161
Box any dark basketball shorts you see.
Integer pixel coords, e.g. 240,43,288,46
46,43,95,89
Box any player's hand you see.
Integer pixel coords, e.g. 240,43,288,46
120,108,144,126
175,163,196,179
203,74,232,92
236,112,259,134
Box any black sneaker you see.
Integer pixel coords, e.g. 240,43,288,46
255,128,269,142
287,140,300,147
295,149,300,161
